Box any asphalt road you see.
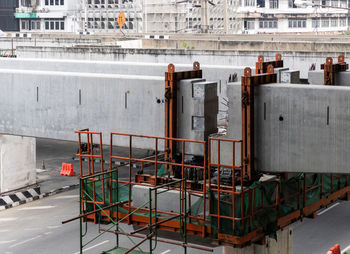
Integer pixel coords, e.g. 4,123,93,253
1,189,350,254
0,189,222,254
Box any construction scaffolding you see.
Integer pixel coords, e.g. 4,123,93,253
62,63,350,253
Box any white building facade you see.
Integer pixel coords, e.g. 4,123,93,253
16,0,80,33
15,0,350,34
236,0,350,34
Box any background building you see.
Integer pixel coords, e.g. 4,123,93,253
14,0,350,34
0,0,19,31
15,0,80,32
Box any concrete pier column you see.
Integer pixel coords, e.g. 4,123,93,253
0,135,36,193
223,226,293,254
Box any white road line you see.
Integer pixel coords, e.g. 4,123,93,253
9,235,42,248
317,203,340,215
160,250,171,254
18,206,55,211
47,225,61,229
0,218,17,222
342,245,350,253
54,195,79,199
73,240,109,254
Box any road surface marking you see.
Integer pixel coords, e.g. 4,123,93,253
0,218,17,222
317,203,339,215
160,250,171,254
24,228,41,231
54,195,79,199
44,232,52,235
9,235,42,248
73,240,109,254
0,240,16,244
19,206,55,211
47,225,61,229
0,230,10,233
342,245,350,253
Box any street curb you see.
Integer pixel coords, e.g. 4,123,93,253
0,184,79,211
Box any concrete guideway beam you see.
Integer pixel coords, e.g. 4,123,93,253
219,82,350,174
0,69,165,149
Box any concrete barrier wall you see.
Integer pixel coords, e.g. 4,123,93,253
16,46,349,78
0,69,165,149
0,135,36,193
0,37,102,51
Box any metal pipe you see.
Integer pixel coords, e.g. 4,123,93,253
130,215,180,235
125,233,154,254
62,201,128,224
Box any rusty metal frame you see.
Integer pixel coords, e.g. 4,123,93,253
241,66,277,180
75,129,105,224
255,54,283,74
164,62,202,172
321,56,349,85
109,132,208,237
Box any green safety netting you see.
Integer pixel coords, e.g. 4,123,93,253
209,173,350,238
82,172,350,238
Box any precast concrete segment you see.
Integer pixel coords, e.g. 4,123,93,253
308,70,350,86
0,69,164,149
216,82,350,174
177,79,218,156
0,58,246,125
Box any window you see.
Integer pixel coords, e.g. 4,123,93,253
339,17,346,26
259,19,278,28
330,0,338,6
245,0,255,6
288,19,306,28
269,0,278,8
312,18,320,28
244,19,255,30
288,0,297,7
321,18,329,27
257,0,265,7
31,21,41,30
331,18,338,27
44,19,65,30
45,0,64,5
